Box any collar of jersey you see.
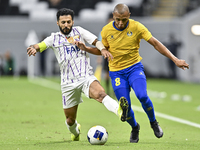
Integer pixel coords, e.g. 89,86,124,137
113,20,129,31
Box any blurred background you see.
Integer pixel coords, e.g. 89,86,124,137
0,0,200,83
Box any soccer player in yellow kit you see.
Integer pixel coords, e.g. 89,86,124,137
101,4,189,143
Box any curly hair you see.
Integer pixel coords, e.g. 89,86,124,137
56,8,74,21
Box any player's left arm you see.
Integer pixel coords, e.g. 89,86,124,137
147,36,189,70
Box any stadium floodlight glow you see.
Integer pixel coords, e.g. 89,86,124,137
191,25,200,35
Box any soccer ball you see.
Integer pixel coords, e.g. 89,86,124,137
87,125,108,145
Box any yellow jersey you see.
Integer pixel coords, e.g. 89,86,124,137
101,19,152,71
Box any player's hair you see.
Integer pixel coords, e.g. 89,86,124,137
113,4,130,14
56,8,74,21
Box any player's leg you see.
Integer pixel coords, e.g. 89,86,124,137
132,78,155,122
131,78,163,138
114,88,137,127
64,105,81,141
109,70,137,126
109,71,140,143
62,84,83,141
114,88,140,143
127,62,156,122
83,75,119,115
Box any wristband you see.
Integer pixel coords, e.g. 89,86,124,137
96,41,106,51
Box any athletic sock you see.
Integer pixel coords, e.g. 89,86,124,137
141,98,156,122
125,108,138,128
65,120,79,136
102,95,119,116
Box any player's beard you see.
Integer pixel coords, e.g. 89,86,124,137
59,25,73,35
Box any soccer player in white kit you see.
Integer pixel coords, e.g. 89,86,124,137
27,8,122,141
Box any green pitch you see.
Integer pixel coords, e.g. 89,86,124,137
0,77,200,150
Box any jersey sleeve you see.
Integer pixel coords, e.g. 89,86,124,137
38,41,47,52
39,34,54,52
78,26,97,45
137,23,152,41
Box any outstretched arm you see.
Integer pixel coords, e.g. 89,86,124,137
27,44,40,56
148,36,189,70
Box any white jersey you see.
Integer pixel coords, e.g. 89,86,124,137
43,26,97,85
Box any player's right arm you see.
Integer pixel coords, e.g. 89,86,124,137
27,44,39,56
27,41,47,57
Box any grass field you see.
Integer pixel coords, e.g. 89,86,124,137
1,77,200,150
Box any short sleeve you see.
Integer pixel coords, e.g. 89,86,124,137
137,23,152,41
78,26,97,45
43,34,54,48
38,41,47,52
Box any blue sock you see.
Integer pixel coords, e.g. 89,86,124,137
132,78,156,122
141,98,156,122
126,108,138,127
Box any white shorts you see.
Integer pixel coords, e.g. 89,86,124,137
61,75,97,109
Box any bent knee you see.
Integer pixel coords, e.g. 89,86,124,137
96,91,107,103
66,117,75,126
137,94,149,102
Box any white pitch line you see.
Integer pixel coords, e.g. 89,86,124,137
132,105,200,129
29,77,200,129
28,77,61,91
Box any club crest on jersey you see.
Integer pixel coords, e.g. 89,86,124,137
66,35,80,44
66,36,74,43
110,35,114,39
127,31,133,37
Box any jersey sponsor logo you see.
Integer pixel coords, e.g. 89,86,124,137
64,45,80,54
127,31,133,37
110,35,114,39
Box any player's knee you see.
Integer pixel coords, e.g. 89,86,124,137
66,117,75,126
136,93,148,103
97,91,107,103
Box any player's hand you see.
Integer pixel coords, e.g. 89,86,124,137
27,47,37,56
175,59,189,70
73,41,87,51
101,49,113,61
